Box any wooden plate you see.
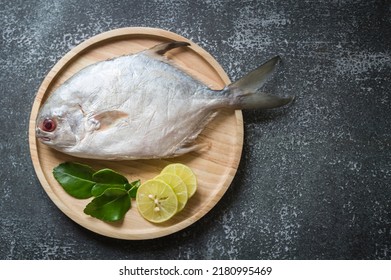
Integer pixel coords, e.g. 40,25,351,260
29,27,243,240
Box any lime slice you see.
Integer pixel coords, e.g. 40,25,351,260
161,163,197,198
154,173,188,212
136,179,178,223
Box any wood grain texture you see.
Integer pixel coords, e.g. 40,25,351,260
28,27,243,240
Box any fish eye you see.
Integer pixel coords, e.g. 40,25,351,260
41,118,57,132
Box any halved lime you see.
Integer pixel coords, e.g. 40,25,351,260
155,173,188,212
161,163,197,198
136,179,178,223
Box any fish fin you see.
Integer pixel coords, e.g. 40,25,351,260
172,142,210,157
171,111,217,157
147,41,190,56
227,56,294,109
179,111,218,145
91,110,129,131
144,41,202,83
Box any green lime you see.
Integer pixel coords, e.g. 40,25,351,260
155,173,188,212
136,179,178,223
161,163,197,198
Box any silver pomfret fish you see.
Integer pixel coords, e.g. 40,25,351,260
36,42,292,160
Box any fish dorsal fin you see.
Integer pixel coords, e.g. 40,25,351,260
147,41,190,56
91,110,129,131
144,41,204,84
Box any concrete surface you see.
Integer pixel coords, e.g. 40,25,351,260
0,0,390,259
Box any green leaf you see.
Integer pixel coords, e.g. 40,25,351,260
126,180,141,198
52,162,140,222
90,169,130,197
92,168,129,184
91,183,126,197
83,188,131,222
53,162,96,199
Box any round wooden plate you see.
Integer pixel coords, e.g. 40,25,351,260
29,27,243,240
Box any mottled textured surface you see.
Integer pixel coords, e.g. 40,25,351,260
1,0,390,259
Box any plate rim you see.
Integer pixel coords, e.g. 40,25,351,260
28,27,244,240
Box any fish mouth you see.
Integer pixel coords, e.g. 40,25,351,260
37,136,51,142
36,127,52,143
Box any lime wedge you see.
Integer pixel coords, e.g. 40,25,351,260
136,179,178,223
161,163,197,198
155,173,188,212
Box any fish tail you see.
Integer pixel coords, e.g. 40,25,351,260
225,56,294,109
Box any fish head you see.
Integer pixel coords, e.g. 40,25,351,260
35,98,85,151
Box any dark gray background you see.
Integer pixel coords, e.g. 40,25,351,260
1,0,390,259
